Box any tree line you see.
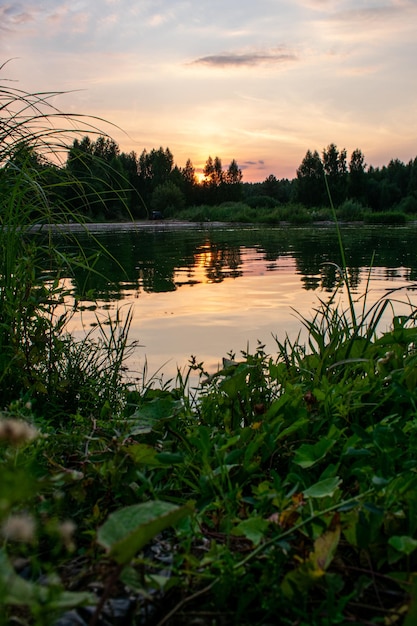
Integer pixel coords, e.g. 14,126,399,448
2,136,417,221
63,137,244,220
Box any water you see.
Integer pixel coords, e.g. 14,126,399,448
50,221,417,383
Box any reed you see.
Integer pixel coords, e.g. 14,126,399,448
0,60,133,421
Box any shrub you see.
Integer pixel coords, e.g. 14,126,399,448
336,199,365,221
151,181,185,215
246,194,278,209
395,194,417,214
364,210,406,225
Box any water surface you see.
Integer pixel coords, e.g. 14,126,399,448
53,222,417,383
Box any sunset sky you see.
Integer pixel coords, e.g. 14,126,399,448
1,0,417,182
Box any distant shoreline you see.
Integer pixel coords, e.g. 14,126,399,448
29,219,375,234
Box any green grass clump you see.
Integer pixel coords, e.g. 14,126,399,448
364,210,407,225
176,201,317,225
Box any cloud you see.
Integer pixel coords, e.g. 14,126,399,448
240,160,266,172
147,13,167,27
0,3,37,31
191,48,298,68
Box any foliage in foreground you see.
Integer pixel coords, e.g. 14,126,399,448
3,285,417,625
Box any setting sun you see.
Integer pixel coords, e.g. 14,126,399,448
196,171,206,184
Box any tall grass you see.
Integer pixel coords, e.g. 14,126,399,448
0,61,134,422
272,176,417,384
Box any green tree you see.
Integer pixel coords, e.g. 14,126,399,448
296,149,325,207
118,150,147,218
262,174,293,203
407,157,417,198
151,181,185,215
203,155,224,188
66,136,130,219
137,147,174,205
180,158,198,205
348,148,366,204
322,143,347,206
223,159,243,201
202,155,224,203
225,159,242,185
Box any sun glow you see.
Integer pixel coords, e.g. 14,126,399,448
196,171,206,184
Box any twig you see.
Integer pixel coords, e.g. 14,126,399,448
155,579,218,626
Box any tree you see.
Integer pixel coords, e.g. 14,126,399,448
348,148,366,203
119,150,147,218
322,143,347,206
65,136,130,219
90,136,119,162
223,159,243,201
296,149,325,207
203,155,223,188
137,147,174,206
202,155,225,203
407,157,417,198
225,159,242,185
151,181,185,215
262,174,293,203
182,159,197,186
180,158,198,205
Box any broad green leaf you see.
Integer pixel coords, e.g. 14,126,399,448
389,535,417,556
281,559,323,599
232,516,269,546
294,438,335,469
220,367,251,398
276,417,309,441
0,549,94,609
97,500,192,565
129,397,181,433
304,477,341,499
312,525,341,570
282,524,341,599
125,443,161,466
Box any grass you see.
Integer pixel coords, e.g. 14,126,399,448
175,201,320,225
2,64,417,625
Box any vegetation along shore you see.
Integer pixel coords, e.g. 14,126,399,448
2,64,417,625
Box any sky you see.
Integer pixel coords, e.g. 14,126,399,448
1,0,417,182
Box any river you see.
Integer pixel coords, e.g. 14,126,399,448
48,221,417,385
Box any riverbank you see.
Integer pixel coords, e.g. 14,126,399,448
3,280,417,624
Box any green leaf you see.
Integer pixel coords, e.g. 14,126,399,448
220,366,251,398
304,477,342,499
232,516,269,546
97,500,193,565
389,535,417,556
294,438,335,469
125,443,161,466
129,397,181,433
276,417,309,441
312,525,341,570
0,549,94,609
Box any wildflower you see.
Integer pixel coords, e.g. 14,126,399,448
58,520,77,551
0,418,38,445
1,514,36,543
